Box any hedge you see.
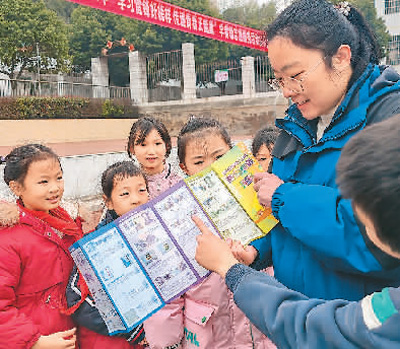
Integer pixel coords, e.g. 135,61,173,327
0,97,139,119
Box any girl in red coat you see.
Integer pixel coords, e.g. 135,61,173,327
0,144,81,348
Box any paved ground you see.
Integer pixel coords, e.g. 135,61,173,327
0,136,251,158
0,139,126,158
0,119,137,156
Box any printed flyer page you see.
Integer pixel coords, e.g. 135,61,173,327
185,142,278,245
212,142,278,234
71,182,220,334
70,142,277,334
185,167,262,245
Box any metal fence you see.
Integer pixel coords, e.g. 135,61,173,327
195,59,242,98
146,49,183,102
254,55,275,93
110,86,131,99
0,77,130,100
58,81,94,98
0,51,275,101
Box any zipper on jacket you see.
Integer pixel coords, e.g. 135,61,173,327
250,323,255,349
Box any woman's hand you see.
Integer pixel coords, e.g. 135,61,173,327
229,240,258,265
254,172,284,207
78,202,104,234
193,216,239,278
32,328,76,349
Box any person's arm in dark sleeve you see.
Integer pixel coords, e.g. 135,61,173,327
225,263,400,349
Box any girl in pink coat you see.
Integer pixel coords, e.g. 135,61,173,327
144,117,276,349
127,116,181,201
127,116,183,348
0,144,81,348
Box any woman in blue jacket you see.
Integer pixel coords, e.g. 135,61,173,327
231,0,400,302
194,115,400,348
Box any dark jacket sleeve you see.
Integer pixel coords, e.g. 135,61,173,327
367,91,400,124
225,263,400,349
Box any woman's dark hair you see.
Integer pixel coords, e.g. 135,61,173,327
252,126,279,157
127,116,172,159
267,0,381,89
101,161,147,199
4,144,61,186
336,115,400,253
177,116,232,165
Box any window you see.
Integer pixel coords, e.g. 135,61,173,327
385,0,400,14
388,35,400,65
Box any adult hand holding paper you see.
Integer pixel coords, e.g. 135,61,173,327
193,215,239,278
253,172,283,207
230,240,258,266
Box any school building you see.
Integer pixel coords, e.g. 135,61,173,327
375,0,400,71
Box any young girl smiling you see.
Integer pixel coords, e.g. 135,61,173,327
144,117,275,348
0,144,81,348
127,117,181,200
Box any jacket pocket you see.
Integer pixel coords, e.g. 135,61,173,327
183,298,216,348
18,283,64,310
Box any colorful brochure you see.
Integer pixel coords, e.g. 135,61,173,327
70,182,219,335
70,142,277,335
185,142,278,244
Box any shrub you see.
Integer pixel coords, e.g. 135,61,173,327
0,98,17,120
101,99,125,118
0,97,138,119
15,97,89,119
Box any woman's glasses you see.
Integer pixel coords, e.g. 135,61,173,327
269,56,327,94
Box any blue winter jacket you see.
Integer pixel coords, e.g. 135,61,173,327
226,263,400,349
251,64,400,301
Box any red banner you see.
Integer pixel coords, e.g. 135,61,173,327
66,0,267,51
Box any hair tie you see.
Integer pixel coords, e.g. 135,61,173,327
335,1,351,17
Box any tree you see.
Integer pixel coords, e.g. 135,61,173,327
43,0,77,23
222,0,276,29
69,0,230,73
69,6,109,72
222,0,277,58
158,0,229,63
0,0,70,80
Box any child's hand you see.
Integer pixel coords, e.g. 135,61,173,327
230,241,258,265
32,328,76,349
193,216,239,278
